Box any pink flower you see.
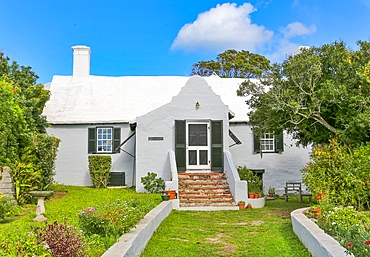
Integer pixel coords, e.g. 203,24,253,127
88,207,95,212
365,241,370,245
347,242,352,247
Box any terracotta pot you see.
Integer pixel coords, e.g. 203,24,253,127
165,190,176,200
247,205,252,209
254,193,259,198
268,192,275,197
238,203,245,210
248,193,255,198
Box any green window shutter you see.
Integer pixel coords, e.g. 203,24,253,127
88,127,96,154
275,132,284,153
175,120,186,171
253,133,260,153
211,120,223,171
113,127,121,153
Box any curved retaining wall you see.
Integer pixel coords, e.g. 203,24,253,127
291,208,353,257
102,200,173,257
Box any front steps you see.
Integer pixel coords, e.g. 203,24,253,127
178,172,235,207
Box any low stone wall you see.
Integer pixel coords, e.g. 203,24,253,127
291,207,353,257
102,200,173,257
0,166,15,198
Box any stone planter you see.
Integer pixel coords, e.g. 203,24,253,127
248,197,265,208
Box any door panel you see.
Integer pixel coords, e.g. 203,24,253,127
186,121,211,169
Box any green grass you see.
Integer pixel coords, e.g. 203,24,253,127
0,184,161,256
141,197,313,257
1,187,314,256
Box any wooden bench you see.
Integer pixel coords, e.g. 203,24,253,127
285,181,301,203
285,181,312,203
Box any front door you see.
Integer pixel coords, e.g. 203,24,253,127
186,121,211,170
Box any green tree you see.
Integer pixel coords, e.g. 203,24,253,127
238,40,370,146
0,53,60,203
0,52,50,133
0,79,29,166
191,49,271,78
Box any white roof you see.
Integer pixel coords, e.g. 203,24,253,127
43,75,251,124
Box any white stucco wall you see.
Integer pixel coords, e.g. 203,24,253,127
229,122,311,194
47,123,136,187
135,76,231,192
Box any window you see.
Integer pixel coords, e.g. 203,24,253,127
253,131,283,153
260,132,275,152
88,127,121,154
97,128,112,152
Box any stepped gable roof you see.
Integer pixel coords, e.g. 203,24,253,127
43,75,252,124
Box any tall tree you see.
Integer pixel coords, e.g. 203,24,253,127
191,49,271,78
0,52,49,133
237,40,370,146
0,53,60,202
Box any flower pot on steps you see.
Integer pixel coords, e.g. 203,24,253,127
165,190,176,200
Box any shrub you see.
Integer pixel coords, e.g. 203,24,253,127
34,221,86,257
88,155,112,188
0,192,21,223
237,166,262,193
140,172,165,193
301,139,370,209
11,133,60,204
78,199,147,241
0,232,51,256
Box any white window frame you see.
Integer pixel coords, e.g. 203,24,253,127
260,132,275,152
97,127,113,153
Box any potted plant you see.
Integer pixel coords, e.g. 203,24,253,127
246,203,252,209
258,189,264,198
248,184,257,198
238,200,245,210
268,187,275,197
161,194,170,201
165,189,177,200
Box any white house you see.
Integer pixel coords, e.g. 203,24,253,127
43,46,311,206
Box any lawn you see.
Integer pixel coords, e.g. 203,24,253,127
142,197,313,257
0,184,161,256
1,186,313,256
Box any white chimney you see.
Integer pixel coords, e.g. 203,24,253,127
72,45,91,80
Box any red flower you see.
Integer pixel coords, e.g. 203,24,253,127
316,194,323,200
365,241,370,245
347,242,352,247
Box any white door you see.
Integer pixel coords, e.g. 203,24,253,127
186,121,211,170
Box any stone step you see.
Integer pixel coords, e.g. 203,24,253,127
178,171,234,207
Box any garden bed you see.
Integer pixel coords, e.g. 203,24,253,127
291,207,351,257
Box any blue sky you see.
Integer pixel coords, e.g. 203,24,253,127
1,0,370,84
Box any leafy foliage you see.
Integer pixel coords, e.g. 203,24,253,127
191,49,271,78
88,155,112,188
316,205,370,257
237,166,262,193
11,134,60,204
140,172,165,193
0,79,29,167
0,53,60,204
0,193,21,223
301,139,370,209
239,40,370,146
34,221,86,257
0,52,49,133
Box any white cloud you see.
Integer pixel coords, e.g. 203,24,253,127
281,22,316,39
171,3,273,52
